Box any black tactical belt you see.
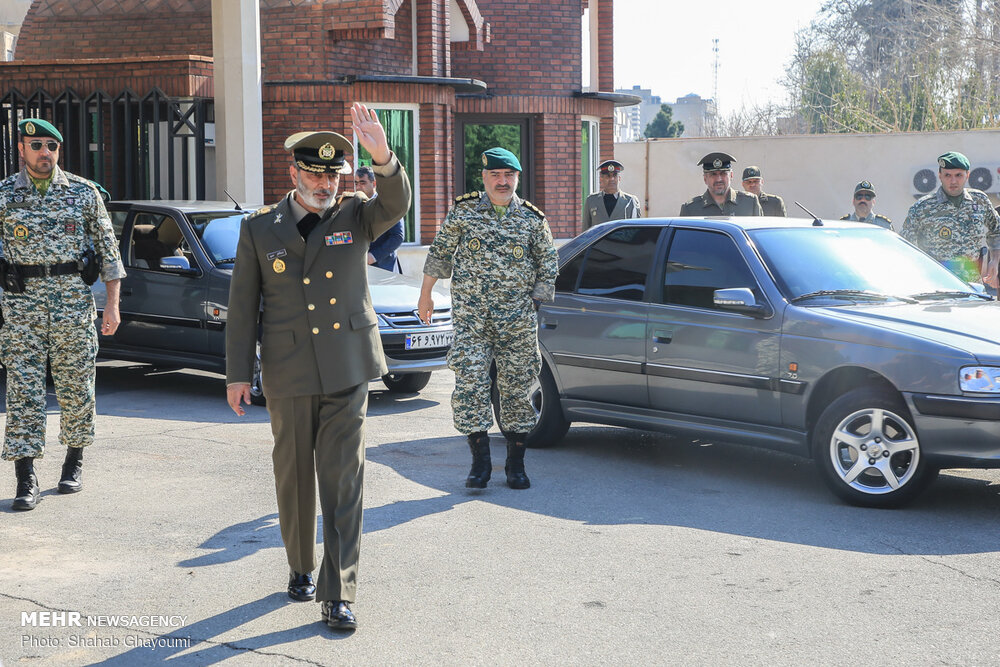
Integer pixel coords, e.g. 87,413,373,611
13,262,80,278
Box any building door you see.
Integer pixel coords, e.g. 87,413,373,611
455,116,533,200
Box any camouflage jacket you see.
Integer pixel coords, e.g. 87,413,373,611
901,187,1000,282
423,192,558,313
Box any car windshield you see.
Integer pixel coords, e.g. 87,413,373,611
187,212,247,265
748,226,977,303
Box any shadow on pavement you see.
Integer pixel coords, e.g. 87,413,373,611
363,428,1000,557
95,593,349,666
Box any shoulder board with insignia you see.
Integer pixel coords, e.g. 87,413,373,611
839,214,850,220
877,214,892,223
248,203,278,219
455,191,481,203
522,200,545,218
336,191,360,206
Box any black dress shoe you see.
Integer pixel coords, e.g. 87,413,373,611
321,600,358,630
287,571,315,601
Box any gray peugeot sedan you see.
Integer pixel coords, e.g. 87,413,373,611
524,217,1000,508
92,201,453,402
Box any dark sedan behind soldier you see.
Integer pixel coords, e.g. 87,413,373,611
901,151,1000,289
226,103,411,631
581,159,641,230
418,148,558,490
1,118,124,511
840,181,892,230
740,166,786,217
679,152,762,217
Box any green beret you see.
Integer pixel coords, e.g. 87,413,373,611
742,166,762,180
18,118,63,143
481,147,521,172
938,151,970,171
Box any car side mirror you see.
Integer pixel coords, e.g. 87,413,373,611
714,287,772,318
159,256,197,274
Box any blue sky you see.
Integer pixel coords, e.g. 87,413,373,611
613,0,828,115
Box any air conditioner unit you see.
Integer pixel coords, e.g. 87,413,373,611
911,165,1000,195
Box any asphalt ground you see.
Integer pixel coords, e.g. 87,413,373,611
2,362,1000,666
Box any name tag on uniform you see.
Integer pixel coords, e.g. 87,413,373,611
266,248,287,260
325,232,353,246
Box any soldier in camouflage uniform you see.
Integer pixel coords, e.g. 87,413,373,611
0,118,125,511
901,151,1000,288
418,147,558,489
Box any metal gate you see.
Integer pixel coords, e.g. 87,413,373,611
1,87,212,201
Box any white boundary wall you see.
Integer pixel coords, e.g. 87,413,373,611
616,130,1000,230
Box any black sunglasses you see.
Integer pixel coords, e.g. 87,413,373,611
26,140,60,152
854,193,874,201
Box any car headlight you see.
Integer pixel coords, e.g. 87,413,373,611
959,366,1000,393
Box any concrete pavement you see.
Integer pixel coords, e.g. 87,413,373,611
2,362,1000,665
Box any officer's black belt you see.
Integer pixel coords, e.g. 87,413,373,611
12,262,80,278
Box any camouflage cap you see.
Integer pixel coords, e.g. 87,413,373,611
284,131,353,175
937,151,971,171
741,166,762,181
18,118,63,143
481,147,521,171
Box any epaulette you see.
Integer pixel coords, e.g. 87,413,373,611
248,203,278,219
839,214,850,220
522,199,545,218
455,191,481,203
876,214,892,223
337,191,367,206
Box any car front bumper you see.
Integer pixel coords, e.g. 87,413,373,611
378,328,451,375
906,393,1000,467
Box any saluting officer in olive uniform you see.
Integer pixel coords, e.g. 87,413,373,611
582,159,641,231
740,166,786,217
840,181,892,230
679,152,762,217
1,118,124,512
226,103,411,631
418,148,558,490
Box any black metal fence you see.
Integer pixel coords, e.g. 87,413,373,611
1,87,212,201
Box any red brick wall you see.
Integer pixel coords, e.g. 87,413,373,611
0,57,214,98
451,0,582,97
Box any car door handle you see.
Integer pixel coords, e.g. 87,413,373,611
540,318,557,330
652,329,673,343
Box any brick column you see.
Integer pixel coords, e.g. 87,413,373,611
418,103,453,243
416,0,449,77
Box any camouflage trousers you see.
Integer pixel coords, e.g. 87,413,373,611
1,317,98,460
447,306,540,434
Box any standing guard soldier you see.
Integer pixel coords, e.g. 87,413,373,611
226,103,411,630
582,159,641,230
901,151,1000,288
1,118,125,511
840,181,892,229
740,166,786,217
679,152,762,217
417,147,558,490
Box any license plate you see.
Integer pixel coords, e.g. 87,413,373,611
405,331,454,350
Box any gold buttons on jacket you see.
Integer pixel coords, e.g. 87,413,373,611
326,271,333,279
308,304,315,310
333,323,341,330
329,298,337,305
303,278,311,285
312,327,319,334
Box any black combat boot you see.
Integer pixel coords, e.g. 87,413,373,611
504,434,530,490
466,431,492,488
58,447,83,494
12,457,40,511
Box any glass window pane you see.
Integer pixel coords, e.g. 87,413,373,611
581,121,592,213
576,226,660,301
555,252,584,293
463,123,523,197
662,229,758,309
357,109,416,242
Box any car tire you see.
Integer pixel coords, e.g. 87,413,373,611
382,371,432,394
492,362,569,448
249,345,266,406
812,387,937,508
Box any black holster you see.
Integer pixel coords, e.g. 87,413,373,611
0,258,26,293
79,247,102,286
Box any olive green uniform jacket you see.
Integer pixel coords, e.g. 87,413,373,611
758,192,786,217
678,188,762,217
226,155,412,398
582,190,641,230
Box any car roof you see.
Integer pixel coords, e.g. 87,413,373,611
603,216,876,232
109,200,261,213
